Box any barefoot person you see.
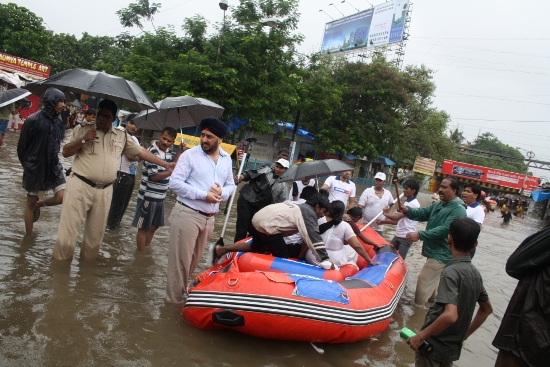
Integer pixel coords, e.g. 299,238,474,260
17,88,67,235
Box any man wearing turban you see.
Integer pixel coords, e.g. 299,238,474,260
165,117,236,303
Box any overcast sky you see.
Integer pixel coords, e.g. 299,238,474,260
12,0,550,180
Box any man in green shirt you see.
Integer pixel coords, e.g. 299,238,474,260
399,176,467,305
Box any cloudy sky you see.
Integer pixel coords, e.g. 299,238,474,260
13,0,550,180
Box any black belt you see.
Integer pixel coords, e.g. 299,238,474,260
178,201,215,217
73,173,114,189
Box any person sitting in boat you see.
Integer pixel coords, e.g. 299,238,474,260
281,186,319,253
213,191,335,269
344,206,384,251
304,200,380,269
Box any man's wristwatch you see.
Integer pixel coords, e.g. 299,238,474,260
81,139,86,144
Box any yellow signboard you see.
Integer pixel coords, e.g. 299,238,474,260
175,133,237,156
413,156,437,176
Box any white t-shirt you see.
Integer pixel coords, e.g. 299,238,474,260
466,202,485,225
358,187,394,232
118,135,140,175
305,217,358,267
395,197,420,237
288,178,316,200
323,175,356,206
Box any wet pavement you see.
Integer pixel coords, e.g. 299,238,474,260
0,130,542,366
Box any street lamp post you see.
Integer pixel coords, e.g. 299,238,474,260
319,9,334,20
341,0,360,12
516,147,535,195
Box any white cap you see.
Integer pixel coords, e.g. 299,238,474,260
374,172,386,181
275,158,290,168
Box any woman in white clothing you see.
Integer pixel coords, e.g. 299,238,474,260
305,200,379,269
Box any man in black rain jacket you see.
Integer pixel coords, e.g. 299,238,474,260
17,88,67,235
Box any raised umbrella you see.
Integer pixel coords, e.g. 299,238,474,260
0,88,32,108
277,159,354,183
133,95,224,131
23,68,156,112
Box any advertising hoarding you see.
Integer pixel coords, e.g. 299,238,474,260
320,0,409,54
441,159,539,191
413,156,437,176
0,52,50,79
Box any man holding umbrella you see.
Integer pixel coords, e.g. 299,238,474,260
52,99,175,260
165,117,235,304
17,88,67,235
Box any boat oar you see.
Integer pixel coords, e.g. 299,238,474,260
393,179,404,212
214,150,248,248
360,193,404,233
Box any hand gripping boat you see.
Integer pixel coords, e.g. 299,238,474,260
183,225,408,343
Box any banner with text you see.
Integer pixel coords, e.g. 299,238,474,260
441,159,539,191
0,52,50,79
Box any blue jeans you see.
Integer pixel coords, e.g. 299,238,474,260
0,119,8,135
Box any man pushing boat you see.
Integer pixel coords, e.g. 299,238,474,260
214,190,335,269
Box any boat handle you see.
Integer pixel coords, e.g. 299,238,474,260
389,283,394,289
228,278,239,286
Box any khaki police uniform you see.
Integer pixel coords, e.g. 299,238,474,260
53,124,143,260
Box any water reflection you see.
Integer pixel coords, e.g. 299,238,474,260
0,131,543,366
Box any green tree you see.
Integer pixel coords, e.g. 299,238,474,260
449,127,465,144
457,132,527,173
0,3,51,62
116,0,161,31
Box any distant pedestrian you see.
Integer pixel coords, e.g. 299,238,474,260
500,207,512,225
289,178,316,202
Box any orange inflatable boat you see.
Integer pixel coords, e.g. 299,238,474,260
183,225,407,343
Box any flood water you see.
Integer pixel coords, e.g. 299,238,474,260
0,130,543,366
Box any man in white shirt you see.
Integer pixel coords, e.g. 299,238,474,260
462,183,484,259
321,170,356,208
379,179,421,259
358,172,394,236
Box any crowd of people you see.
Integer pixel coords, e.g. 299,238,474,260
7,87,547,367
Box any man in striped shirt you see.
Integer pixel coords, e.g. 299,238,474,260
132,127,182,250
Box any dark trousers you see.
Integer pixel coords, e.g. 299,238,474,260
106,172,135,229
234,196,261,243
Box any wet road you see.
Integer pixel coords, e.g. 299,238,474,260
0,131,542,366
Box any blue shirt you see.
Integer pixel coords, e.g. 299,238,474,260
169,145,235,213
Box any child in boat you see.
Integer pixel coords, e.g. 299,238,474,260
407,217,493,366
304,200,379,269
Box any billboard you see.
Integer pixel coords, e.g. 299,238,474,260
441,159,540,191
320,0,409,54
0,52,50,79
413,156,437,176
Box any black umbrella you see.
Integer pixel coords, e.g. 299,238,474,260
0,88,31,108
277,159,354,183
23,68,156,112
133,95,224,131
67,99,81,108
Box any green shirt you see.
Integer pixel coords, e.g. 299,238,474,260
421,256,489,363
405,197,467,263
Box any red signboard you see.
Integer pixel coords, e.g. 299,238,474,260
0,52,51,79
441,159,539,191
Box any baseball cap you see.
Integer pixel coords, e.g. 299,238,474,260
275,158,290,168
374,172,386,181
